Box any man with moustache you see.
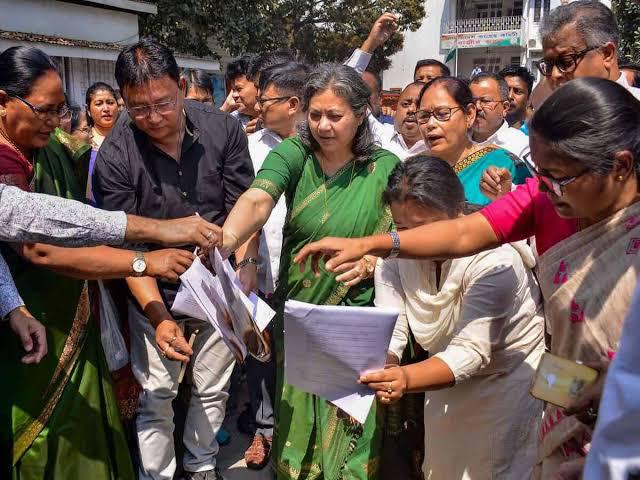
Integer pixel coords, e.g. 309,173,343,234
222,55,261,134
499,65,535,132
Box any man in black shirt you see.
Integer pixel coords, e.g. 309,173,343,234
93,38,256,480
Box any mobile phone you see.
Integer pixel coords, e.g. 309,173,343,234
530,352,599,408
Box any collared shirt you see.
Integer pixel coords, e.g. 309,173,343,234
344,49,373,75
368,116,427,161
248,128,287,295
0,183,128,318
231,109,261,133
616,72,640,101
474,121,532,171
93,100,254,308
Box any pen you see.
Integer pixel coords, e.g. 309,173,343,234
178,329,199,383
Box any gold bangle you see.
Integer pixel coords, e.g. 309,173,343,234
361,255,376,279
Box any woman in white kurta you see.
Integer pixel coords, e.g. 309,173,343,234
361,155,545,479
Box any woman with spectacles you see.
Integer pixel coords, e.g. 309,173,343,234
416,77,530,206
0,46,194,480
295,77,640,478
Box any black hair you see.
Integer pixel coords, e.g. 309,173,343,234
85,82,117,127
114,37,180,92
180,68,212,95
0,46,58,98
530,77,640,174
383,155,466,218
363,69,383,94
298,63,375,163
469,72,509,100
414,59,451,79
225,55,255,83
499,65,535,95
540,0,619,48
247,50,297,82
69,105,82,132
417,76,475,110
258,61,310,97
620,62,640,88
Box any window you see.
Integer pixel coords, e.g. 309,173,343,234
534,0,542,22
475,0,503,18
510,56,521,66
508,0,523,16
473,57,502,73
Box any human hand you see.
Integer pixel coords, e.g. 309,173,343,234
480,166,512,202
362,12,399,52
155,319,193,363
154,216,222,250
220,90,239,113
563,360,609,426
245,117,260,135
335,255,375,286
8,306,48,364
358,365,408,404
145,249,195,281
294,237,369,276
236,262,258,294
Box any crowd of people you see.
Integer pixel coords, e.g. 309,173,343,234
0,0,639,479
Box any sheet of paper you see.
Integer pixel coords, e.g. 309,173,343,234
171,284,207,321
283,300,398,424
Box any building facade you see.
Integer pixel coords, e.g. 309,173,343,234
0,0,222,106
384,0,611,89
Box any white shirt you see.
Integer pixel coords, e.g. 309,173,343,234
368,116,427,161
248,128,287,295
473,120,532,170
616,72,640,101
584,284,640,480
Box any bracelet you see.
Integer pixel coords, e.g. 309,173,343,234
387,231,400,258
236,257,258,270
361,255,376,279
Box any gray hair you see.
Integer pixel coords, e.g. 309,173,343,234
470,72,509,100
540,0,619,48
298,63,376,162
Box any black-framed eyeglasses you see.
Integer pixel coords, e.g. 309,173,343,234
10,95,69,121
127,91,180,119
415,107,463,124
473,98,506,111
536,46,600,77
255,95,293,106
534,166,590,197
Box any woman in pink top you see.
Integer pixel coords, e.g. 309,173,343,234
294,77,640,479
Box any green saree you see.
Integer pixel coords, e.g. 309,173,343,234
252,137,398,480
0,130,134,479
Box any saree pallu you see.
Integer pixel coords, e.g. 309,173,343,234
535,202,640,478
252,137,399,480
0,131,134,479
454,145,530,206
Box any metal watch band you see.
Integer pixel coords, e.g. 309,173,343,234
387,231,400,258
236,257,258,269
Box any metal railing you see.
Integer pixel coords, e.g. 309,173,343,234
445,16,523,33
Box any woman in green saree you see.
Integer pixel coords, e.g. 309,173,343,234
0,46,196,479
416,77,530,205
222,63,399,479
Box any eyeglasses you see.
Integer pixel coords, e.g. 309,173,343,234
415,107,463,124
255,95,292,106
536,46,600,77
128,91,179,119
10,95,70,121
535,167,590,196
473,98,506,111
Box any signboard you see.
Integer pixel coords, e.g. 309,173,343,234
441,30,521,50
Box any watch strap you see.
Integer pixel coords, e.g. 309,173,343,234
236,257,258,270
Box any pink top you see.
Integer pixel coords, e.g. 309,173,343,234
480,177,580,256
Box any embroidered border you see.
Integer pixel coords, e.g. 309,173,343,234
13,283,90,464
251,178,283,200
453,145,498,174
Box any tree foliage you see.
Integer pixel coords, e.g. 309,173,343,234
612,0,640,63
140,0,425,71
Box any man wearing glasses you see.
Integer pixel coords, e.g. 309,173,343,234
93,38,255,480
469,73,532,173
538,0,640,100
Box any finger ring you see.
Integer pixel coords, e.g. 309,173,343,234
386,385,393,394
169,336,177,345
206,231,214,240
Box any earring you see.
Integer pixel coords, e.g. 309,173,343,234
618,175,624,181
0,109,6,117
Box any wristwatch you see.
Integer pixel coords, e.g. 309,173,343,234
132,251,147,277
387,231,401,258
236,257,258,270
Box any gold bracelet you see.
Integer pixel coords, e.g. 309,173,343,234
361,255,376,279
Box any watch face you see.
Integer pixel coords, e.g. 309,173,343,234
133,258,146,273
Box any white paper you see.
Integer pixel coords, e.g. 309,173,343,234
283,300,398,424
172,284,207,321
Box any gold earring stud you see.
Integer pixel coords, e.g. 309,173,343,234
618,175,624,181
0,109,6,117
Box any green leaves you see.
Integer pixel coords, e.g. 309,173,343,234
139,0,424,70
612,0,640,63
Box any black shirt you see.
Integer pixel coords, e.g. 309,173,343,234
93,100,254,309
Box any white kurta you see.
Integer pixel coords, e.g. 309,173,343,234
376,244,545,480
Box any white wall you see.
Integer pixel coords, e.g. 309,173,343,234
384,0,453,90
0,0,139,44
